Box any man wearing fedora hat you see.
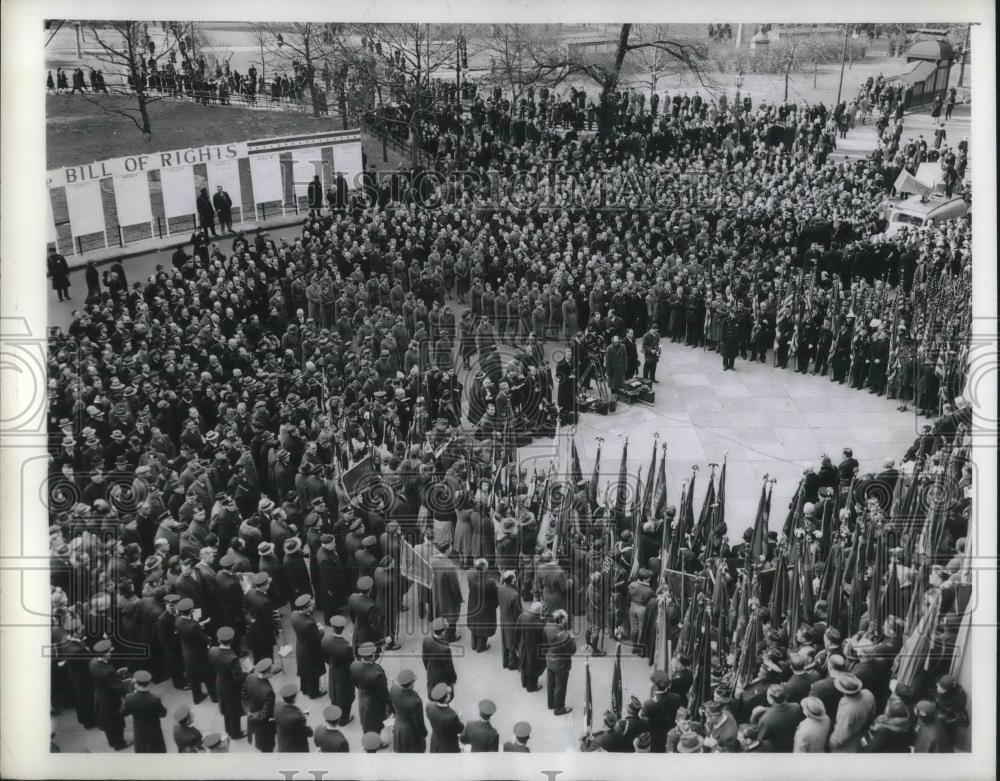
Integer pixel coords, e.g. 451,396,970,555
828,672,875,752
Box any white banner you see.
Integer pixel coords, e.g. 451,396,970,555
46,193,57,243
47,141,248,187
206,158,243,208
64,179,106,237
292,148,323,199
332,143,364,190
161,165,196,219
113,172,153,226
250,153,283,203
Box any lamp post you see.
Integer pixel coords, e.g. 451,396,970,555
735,69,744,113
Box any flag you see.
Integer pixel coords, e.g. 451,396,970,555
893,590,941,688
341,456,377,499
399,538,432,589
782,477,804,546
716,457,727,543
611,643,623,719
614,438,629,523
642,439,658,521
693,471,716,552
747,479,771,568
687,601,714,714
571,438,584,486
584,661,594,734
589,438,602,509
681,468,697,536
653,444,668,519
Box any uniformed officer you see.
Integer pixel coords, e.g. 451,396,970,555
156,594,186,689
172,704,203,753
291,594,326,698
275,683,313,752
321,614,356,725
207,626,246,739
245,571,279,663
503,721,532,752
120,669,167,753
422,617,458,699
243,657,277,752
349,575,384,652
349,642,391,738
389,668,427,753
426,683,464,753
460,699,500,752
314,706,350,752
89,639,131,750
175,598,217,704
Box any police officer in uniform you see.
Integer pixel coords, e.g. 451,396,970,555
389,668,428,753
349,642,391,738
243,658,277,752
314,706,350,752
503,721,532,752
321,614,356,725
461,699,500,751
208,626,246,739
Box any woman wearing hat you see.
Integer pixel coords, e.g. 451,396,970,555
859,697,913,752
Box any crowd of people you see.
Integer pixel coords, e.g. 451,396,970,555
46,67,975,755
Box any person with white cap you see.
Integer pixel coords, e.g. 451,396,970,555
172,703,202,753
503,721,532,752
467,558,499,653
794,696,832,752
497,570,521,669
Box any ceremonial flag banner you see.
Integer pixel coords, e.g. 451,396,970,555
249,153,283,203
333,142,364,190
113,172,153,227
206,158,243,208
160,165,196,219
341,456,376,499
64,178,105,237
399,539,432,589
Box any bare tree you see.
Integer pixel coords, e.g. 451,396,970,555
254,23,328,117
80,21,182,141
479,24,576,103
521,23,709,138
622,24,691,97
326,23,463,164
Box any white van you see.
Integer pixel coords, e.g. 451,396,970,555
884,193,969,238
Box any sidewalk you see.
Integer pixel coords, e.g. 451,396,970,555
57,210,304,271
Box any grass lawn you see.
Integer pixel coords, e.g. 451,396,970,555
46,94,407,170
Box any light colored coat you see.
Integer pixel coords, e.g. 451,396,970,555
829,690,875,753
794,714,832,752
